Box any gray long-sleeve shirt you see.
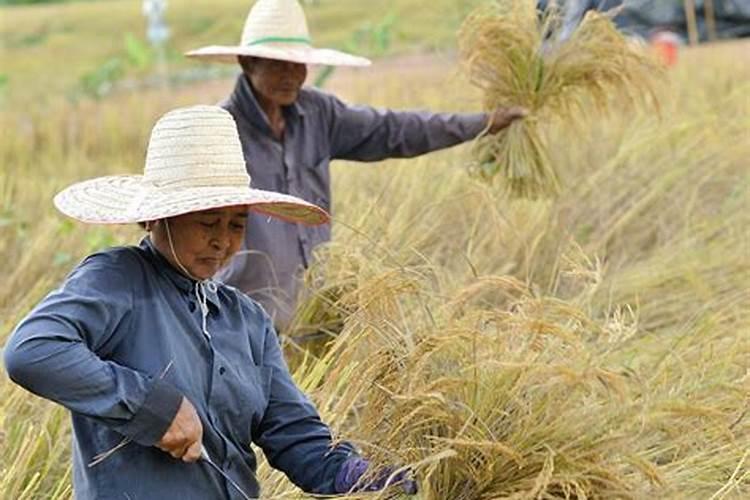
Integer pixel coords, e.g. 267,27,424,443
217,75,488,328
3,238,355,499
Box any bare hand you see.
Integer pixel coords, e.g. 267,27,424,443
156,397,203,462
487,106,528,134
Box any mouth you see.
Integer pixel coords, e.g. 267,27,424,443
198,257,223,267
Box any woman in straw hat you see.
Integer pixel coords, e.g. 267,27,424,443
186,0,527,330
4,106,415,498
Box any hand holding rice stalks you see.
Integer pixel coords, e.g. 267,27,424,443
460,0,663,198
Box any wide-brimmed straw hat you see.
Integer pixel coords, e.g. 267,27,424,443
185,0,371,67
54,105,329,226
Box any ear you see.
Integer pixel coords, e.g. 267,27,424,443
149,219,168,232
238,56,254,73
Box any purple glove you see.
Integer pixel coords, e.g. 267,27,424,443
334,457,418,494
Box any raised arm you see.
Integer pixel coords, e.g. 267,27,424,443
3,251,183,447
326,92,488,161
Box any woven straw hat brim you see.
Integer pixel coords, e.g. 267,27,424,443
54,175,329,226
185,44,371,67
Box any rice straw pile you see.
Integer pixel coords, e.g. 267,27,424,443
459,0,663,198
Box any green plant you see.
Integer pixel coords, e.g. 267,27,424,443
345,13,398,57
124,32,153,70
78,57,125,99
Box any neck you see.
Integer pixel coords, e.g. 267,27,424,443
152,222,202,282
250,85,285,140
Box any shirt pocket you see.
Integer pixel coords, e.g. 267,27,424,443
304,156,331,211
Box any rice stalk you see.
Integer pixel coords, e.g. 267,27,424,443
459,0,663,198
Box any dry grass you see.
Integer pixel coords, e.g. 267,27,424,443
1,4,749,498
459,0,663,198
0,0,483,108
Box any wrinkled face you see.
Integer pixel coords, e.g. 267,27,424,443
150,206,248,280
240,56,308,106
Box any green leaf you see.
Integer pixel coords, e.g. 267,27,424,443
53,252,73,266
124,33,152,70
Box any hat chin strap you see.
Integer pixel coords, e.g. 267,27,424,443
164,219,215,339
164,219,199,281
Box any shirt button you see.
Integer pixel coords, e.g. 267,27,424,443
218,366,226,375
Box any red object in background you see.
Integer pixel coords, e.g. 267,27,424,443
650,31,682,67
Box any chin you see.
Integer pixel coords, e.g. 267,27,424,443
277,92,299,105
192,266,218,281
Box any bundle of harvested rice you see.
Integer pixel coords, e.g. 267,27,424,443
459,0,662,198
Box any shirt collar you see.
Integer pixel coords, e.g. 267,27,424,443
230,74,305,135
140,237,222,310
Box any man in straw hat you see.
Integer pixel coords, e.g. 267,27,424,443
4,106,416,498
186,0,527,330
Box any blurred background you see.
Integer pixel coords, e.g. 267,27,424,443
1,0,748,107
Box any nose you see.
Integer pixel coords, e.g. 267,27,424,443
281,61,306,79
209,225,232,251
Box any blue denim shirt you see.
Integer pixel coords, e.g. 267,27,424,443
4,238,355,499
216,75,489,328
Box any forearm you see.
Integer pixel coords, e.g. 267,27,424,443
4,329,182,445
375,110,488,158
253,313,358,493
255,372,357,493
328,92,488,160
266,431,355,494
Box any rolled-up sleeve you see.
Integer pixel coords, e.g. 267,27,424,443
326,93,488,161
254,312,356,494
3,252,182,446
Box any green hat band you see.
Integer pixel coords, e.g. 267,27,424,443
246,36,312,46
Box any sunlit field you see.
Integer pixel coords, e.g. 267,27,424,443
1,0,749,498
